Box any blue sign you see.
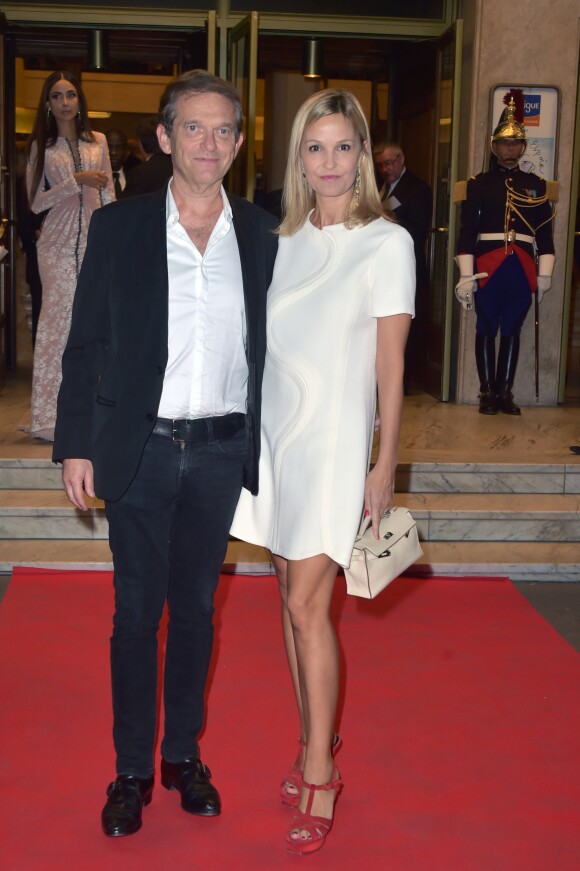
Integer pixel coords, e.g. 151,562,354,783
524,95,541,126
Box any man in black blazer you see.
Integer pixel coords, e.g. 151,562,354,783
105,129,141,197
53,71,278,837
374,141,432,385
121,116,173,198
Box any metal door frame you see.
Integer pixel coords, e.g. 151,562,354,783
558,57,580,402
228,11,259,201
437,19,463,401
0,15,16,380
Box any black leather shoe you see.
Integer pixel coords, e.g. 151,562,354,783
570,445,580,455
161,757,221,816
101,775,154,837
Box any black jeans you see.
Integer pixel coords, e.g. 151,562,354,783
105,420,247,778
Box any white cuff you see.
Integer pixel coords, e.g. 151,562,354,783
538,254,555,277
455,253,474,277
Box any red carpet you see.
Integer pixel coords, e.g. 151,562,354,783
1,569,580,870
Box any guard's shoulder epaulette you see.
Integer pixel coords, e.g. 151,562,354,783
545,179,559,202
453,180,468,203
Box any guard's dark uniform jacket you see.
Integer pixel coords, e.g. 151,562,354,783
457,163,555,295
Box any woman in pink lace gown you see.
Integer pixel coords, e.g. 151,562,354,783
26,70,114,441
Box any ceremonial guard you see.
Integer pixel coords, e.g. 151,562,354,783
455,92,556,414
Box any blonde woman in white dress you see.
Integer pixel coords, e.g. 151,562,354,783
231,89,415,854
26,70,114,441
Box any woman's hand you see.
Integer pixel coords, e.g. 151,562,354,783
75,170,108,191
364,464,395,539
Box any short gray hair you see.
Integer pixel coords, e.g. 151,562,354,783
158,69,243,138
373,140,403,157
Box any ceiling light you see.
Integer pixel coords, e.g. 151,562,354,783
303,39,322,79
88,29,109,71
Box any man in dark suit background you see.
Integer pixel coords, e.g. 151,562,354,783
105,129,141,198
374,141,432,275
121,116,173,198
53,70,278,838
374,141,432,387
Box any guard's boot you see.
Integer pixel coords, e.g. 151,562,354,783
475,334,497,414
496,334,521,415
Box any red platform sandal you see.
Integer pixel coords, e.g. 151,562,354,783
280,737,306,807
280,734,342,808
286,768,343,855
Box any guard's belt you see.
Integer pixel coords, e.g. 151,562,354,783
478,232,535,244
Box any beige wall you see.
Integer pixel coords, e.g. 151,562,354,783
456,0,580,406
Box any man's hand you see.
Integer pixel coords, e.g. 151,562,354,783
62,459,95,511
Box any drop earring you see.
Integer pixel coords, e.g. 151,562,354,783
353,167,361,207
46,105,51,126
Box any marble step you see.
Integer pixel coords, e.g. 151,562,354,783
0,489,579,545
0,459,62,489
397,461,580,494
0,538,578,582
2,458,580,495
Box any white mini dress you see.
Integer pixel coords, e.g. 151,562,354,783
231,214,415,567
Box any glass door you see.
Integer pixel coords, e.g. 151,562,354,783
206,10,217,75
426,19,463,400
228,11,259,201
0,14,12,385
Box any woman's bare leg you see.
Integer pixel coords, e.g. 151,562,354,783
273,553,306,740
272,553,306,794
285,553,340,829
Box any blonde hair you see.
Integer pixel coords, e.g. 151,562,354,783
279,89,385,236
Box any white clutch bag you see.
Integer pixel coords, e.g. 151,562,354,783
344,507,423,599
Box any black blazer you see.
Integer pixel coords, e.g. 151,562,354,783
53,186,278,502
121,153,173,198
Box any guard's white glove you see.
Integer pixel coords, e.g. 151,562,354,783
536,254,555,304
454,254,487,312
536,275,551,303
455,276,478,310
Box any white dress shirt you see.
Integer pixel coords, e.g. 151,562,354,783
157,183,247,419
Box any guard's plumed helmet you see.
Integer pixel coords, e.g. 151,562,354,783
491,89,527,147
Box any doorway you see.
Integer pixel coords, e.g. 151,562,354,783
232,25,462,400
3,15,461,401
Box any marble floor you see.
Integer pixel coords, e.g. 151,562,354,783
1,363,580,652
3,362,580,464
